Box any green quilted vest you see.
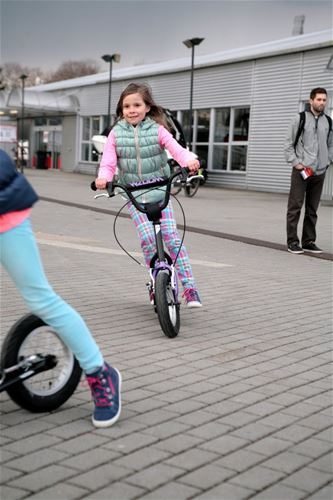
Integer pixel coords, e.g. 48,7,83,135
113,118,170,203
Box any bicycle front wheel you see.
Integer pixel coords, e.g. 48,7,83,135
155,271,180,338
185,178,200,197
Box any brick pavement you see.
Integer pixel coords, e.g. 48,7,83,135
0,170,332,499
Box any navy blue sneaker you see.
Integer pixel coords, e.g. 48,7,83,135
86,363,122,428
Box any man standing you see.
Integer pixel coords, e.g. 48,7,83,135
284,87,333,254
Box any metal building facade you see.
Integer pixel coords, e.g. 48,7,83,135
3,30,332,198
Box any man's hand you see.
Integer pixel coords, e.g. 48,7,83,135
294,163,305,171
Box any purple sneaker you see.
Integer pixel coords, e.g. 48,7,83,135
182,288,202,308
86,363,122,428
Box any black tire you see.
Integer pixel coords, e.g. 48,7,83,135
155,271,180,338
171,180,182,196
1,314,82,412
185,178,200,197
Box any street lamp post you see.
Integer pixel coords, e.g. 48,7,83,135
101,53,121,127
182,37,204,151
19,74,27,173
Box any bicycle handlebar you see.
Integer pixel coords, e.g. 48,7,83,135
91,167,199,214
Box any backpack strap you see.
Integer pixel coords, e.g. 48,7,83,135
293,111,306,152
325,114,332,143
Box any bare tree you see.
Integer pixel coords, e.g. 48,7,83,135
46,59,100,83
0,63,45,89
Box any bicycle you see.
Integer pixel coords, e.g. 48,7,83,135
91,168,203,339
169,160,207,198
0,314,82,412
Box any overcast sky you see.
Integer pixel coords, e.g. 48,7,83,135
1,0,332,73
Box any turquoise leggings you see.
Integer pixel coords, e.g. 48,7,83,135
0,218,103,374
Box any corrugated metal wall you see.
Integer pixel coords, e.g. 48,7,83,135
74,46,333,197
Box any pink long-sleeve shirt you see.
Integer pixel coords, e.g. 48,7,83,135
0,209,31,233
98,124,196,181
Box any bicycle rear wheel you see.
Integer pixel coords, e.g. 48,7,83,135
185,178,200,197
155,271,180,338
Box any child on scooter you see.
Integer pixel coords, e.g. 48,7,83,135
95,82,202,307
0,149,121,428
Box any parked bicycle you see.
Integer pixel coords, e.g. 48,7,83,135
91,168,203,338
0,314,82,412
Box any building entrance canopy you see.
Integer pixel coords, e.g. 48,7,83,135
1,88,79,116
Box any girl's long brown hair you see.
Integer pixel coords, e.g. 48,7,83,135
115,82,170,130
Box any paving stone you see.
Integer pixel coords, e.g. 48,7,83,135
309,452,333,474
2,434,62,456
263,450,312,474
135,481,200,499
7,465,77,492
27,483,89,499
178,463,234,489
200,434,249,455
292,438,333,459
193,481,254,499
84,481,146,499
68,462,131,491
282,467,332,493
154,433,204,454
165,448,219,471
113,447,170,471
5,449,69,472
253,483,306,499
0,485,30,500
60,447,120,471
214,449,266,472
229,465,286,490
310,483,333,499
245,436,292,456
125,463,184,490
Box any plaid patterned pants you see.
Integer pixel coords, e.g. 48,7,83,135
127,200,197,291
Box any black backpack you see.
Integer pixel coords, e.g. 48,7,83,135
294,111,332,152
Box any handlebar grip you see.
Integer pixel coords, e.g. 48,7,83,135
91,181,97,191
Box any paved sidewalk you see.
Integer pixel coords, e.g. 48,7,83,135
1,169,332,499
24,169,333,256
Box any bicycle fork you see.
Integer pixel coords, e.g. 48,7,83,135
147,221,179,306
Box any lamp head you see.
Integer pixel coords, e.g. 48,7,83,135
19,74,28,81
102,53,121,63
183,38,204,49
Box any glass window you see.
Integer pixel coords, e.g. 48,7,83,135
81,115,108,162
212,146,228,170
230,146,247,171
233,108,249,141
195,145,209,169
81,144,90,162
82,117,90,141
49,117,62,126
92,117,100,136
34,117,47,126
181,110,190,145
197,109,210,142
215,109,230,142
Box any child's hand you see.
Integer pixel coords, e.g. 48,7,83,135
95,178,107,189
186,159,200,173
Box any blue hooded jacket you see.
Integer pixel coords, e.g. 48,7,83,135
0,149,38,215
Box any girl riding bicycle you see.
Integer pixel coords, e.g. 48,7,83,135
95,82,202,308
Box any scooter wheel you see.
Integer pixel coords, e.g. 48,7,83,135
1,314,82,412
